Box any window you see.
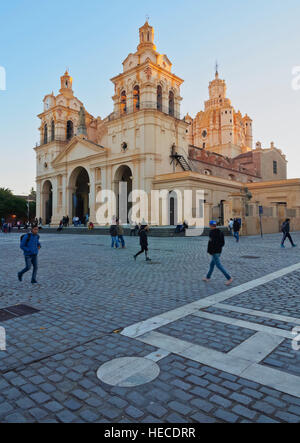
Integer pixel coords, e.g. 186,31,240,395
51,120,55,141
66,120,74,140
120,91,127,115
44,124,48,144
273,161,278,174
169,91,174,117
157,85,162,111
133,85,140,111
203,143,206,149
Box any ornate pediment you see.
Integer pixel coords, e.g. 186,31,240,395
52,136,107,166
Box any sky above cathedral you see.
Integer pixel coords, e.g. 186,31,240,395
1,0,300,194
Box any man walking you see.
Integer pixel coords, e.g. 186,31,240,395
18,225,41,284
203,221,233,286
110,222,119,249
233,218,241,243
134,225,151,262
116,219,126,249
281,219,297,248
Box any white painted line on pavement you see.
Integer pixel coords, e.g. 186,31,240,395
122,261,300,339
215,303,300,325
192,311,293,339
228,332,284,363
137,331,300,398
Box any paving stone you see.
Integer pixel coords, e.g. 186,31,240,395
214,409,239,423
232,405,257,420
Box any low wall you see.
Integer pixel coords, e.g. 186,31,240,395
245,216,300,235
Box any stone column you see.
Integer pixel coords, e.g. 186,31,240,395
230,192,246,235
51,177,60,225
36,181,41,219
89,168,96,223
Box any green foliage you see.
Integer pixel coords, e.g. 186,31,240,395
0,188,29,220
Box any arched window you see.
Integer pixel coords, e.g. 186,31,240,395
169,91,175,117
51,120,55,141
157,85,162,112
66,120,74,140
120,91,127,115
44,124,48,144
133,86,140,111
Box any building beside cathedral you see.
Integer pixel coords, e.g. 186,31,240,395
35,21,300,233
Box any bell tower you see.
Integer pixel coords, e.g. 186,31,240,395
59,70,73,98
138,20,156,51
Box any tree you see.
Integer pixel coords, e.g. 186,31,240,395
0,188,28,221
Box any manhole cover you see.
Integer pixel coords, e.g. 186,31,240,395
0,304,40,322
241,256,260,260
97,357,160,387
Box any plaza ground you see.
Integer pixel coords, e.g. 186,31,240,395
0,231,300,423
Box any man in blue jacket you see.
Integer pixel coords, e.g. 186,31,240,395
18,225,41,284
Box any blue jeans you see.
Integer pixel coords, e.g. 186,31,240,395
207,254,231,281
118,235,125,248
111,236,119,248
20,255,38,282
234,231,239,242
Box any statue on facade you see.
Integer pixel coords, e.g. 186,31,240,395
77,106,87,136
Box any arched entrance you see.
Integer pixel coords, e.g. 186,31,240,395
114,165,133,223
69,167,90,221
42,180,53,225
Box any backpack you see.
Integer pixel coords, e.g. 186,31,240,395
20,233,31,247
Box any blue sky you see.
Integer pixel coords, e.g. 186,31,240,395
1,0,300,194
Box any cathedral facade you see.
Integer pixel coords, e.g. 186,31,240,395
35,22,299,230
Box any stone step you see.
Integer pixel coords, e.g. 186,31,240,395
38,226,231,237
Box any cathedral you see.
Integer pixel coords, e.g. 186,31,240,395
35,21,300,232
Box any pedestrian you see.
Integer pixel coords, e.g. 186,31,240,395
109,223,119,249
18,225,41,284
134,225,151,262
233,218,241,242
281,219,297,248
203,220,233,286
116,219,126,248
57,220,63,232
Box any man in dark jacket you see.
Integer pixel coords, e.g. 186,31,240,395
18,225,41,284
281,219,297,248
203,221,233,286
110,223,119,249
233,218,241,243
134,225,151,261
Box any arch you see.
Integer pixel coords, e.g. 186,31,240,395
114,165,133,223
168,190,182,226
169,91,175,117
51,120,55,141
69,167,90,222
157,85,162,112
120,90,127,115
133,85,140,111
66,120,74,140
42,180,53,225
44,124,48,145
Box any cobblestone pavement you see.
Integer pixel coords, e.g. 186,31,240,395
0,231,300,423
